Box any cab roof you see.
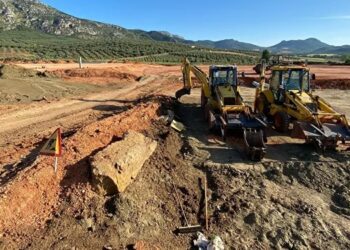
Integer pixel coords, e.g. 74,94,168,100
209,65,237,70
270,65,310,71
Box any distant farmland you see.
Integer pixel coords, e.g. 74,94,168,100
0,30,259,64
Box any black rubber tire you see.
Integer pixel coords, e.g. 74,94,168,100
204,103,210,122
274,112,290,133
220,123,227,141
201,89,208,109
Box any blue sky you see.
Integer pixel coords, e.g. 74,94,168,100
42,0,350,46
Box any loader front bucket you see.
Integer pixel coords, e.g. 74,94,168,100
321,123,350,140
291,121,319,140
292,121,350,148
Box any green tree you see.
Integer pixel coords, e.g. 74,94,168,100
261,49,271,62
341,54,349,61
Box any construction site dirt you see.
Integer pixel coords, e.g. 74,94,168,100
0,62,349,249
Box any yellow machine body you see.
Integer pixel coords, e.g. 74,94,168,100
176,58,267,161
255,63,350,149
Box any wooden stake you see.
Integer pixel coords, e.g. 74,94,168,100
204,177,209,231
54,156,58,173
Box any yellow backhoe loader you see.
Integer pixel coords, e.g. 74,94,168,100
255,61,350,150
176,58,267,161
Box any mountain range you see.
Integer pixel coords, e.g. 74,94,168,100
0,0,349,55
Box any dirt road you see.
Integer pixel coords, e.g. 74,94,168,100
0,76,160,144
0,73,180,189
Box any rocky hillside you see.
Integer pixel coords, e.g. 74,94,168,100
0,0,131,38
269,38,331,54
197,39,262,51
0,0,349,55
0,1,264,52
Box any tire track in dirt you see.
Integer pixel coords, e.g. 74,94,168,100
0,75,165,147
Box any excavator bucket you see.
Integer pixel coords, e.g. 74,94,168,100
243,129,266,161
226,113,267,161
175,88,191,100
292,121,350,147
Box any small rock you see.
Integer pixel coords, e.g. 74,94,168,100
103,245,113,250
133,241,161,250
244,212,259,225
85,218,95,232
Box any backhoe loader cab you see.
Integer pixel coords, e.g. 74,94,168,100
267,66,313,105
270,67,311,93
209,66,238,87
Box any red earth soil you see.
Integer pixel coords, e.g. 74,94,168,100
51,68,139,84
16,62,350,89
313,79,350,90
0,97,168,239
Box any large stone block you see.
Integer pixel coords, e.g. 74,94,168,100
91,131,157,195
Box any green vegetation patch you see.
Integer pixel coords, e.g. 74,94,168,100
0,29,259,65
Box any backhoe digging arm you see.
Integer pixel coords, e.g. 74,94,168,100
176,58,210,99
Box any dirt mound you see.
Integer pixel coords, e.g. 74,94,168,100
0,76,100,104
13,123,203,249
0,64,46,79
52,68,139,84
0,96,172,243
332,184,350,217
0,63,115,104
195,160,350,249
313,79,350,90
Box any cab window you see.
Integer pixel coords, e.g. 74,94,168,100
281,70,310,91
270,70,280,91
286,70,301,91
212,69,236,86
301,71,310,91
